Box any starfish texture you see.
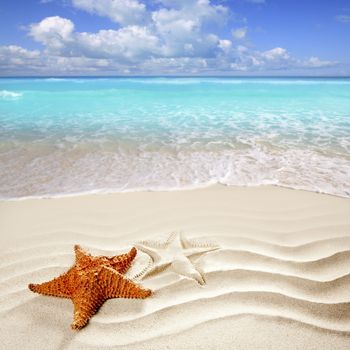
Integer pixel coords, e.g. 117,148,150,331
28,245,152,330
135,232,219,285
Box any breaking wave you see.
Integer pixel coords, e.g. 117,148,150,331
0,90,22,99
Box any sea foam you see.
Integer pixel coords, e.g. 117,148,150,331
0,77,349,200
0,90,22,99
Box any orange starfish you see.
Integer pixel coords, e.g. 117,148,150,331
28,245,152,330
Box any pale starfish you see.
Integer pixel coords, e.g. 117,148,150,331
134,232,219,285
28,245,152,330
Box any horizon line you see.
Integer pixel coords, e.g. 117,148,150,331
1,75,350,79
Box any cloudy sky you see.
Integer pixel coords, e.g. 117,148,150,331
0,0,349,76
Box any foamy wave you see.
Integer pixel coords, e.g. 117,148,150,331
0,145,349,200
1,77,349,201
0,90,22,99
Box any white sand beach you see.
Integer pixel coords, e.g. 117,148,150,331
0,185,350,349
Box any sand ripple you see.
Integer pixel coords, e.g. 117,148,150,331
0,186,349,349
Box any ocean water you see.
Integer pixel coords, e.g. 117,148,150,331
0,77,349,199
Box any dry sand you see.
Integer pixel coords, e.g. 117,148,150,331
0,185,349,349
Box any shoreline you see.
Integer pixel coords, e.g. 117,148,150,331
1,182,350,203
1,184,349,349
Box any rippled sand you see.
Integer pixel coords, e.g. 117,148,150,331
0,185,349,349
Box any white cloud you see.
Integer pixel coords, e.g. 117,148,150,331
156,0,195,7
0,1,341,75
261,47,289,60
140,56,209,74
0,45,41,76
29,16,74,51
227,46,338,73
335,15,350,23
0,45,40,60
236,45,248,53
0,45,40,67
0,44,127,75
29,16,162,60
303,56,337,68
40,0,229,60
76,26,162,60
71,0,147,26
0,42,340,76
218,39,232,52
151,0,228,57
0,45,42,74
152,9,199,42
232,27,247,40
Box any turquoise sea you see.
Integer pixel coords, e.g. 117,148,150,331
0,77,349,199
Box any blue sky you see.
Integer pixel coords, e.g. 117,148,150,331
0,0,349,76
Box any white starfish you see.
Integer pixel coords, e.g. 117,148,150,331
134,232,219,285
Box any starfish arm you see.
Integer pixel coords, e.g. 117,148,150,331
165,232,181,248
111,246,137,274
98,266,152,299
28,270,72,298
74,244,90,259
74,245,92,267
128,253,153,280
171,256,205,285
71,288,105,330
181,236,219,250
184,245,219,258
136,233,177,250
134,243,161,263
